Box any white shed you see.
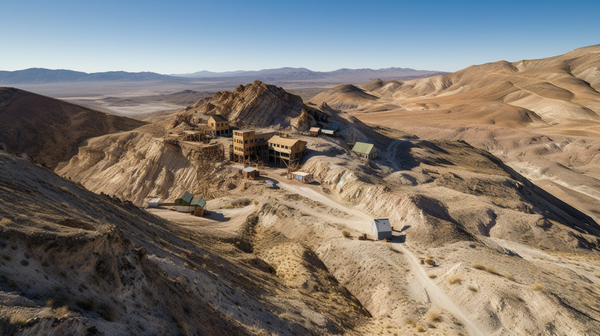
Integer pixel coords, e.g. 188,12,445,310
148,198,161,208
373,219,392,240
292,172,313,183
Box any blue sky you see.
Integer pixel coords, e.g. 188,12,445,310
1,0,598,73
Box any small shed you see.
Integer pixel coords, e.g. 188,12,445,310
292,172,313,183
373,219,392,240
321,129,337,137
175,191,194,206
310,127,321,137
191,196,206,217
243,167,260,179
230,165,245,175
148,198,161,208
352,142,378,160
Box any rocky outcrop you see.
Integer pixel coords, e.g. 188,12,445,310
57,131,236,206
194,80,316,131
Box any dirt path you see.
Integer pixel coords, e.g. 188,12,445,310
386,139,404,170
275,179,374,233
392,243,486,336
273,175,486,336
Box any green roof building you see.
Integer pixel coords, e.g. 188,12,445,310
175,191,194,206
352,142,378,160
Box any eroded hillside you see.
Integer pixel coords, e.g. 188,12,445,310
0,88,145,168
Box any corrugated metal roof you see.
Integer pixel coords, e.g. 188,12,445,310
231,165,244,171
190,196,206,208
322,129,336,135
292,172,311,177
373,219,391,232
179,191,194,204
243,167,257,172
310,127,321,132
352,142,376,155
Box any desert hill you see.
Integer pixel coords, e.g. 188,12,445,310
0,87,145,168
311,44,600,225
5,76,600,334
0,151,372,335
311,43,600,127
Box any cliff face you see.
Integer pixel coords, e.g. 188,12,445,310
0,152,246,335
193,80,316,131
57,130,235,206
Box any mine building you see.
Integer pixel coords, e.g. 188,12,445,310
310,127,321,137
291,171,313,183
322,123,340,137
242,167,260,179
208,115,230,136
174,191,206,216
352,142,378,160
148,197,161,208
268,136,307,166
190,196,206,217
373,219,392,240
232,130,277,163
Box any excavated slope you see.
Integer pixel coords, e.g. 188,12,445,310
0,151,372,335
0,87,145,168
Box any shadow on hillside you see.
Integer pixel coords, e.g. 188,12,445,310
390,140,420,170
205,212,230,222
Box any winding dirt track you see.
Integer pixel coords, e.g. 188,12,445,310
392,244,486,336
273,174,485,336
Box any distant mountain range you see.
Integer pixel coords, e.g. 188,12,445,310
0,67,447,85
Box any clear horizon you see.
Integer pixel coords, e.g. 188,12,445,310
2,0,599,74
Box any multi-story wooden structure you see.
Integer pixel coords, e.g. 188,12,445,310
268,136,307,166
232,130,276,163
207,115,230,136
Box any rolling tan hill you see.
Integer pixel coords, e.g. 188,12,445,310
5,78,600,334
0,87,145,168
311,44,600,225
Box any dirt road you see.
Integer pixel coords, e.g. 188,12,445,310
392,243,486,336
273,175,486,336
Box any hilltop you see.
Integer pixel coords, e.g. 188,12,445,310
312,44,600,225
0,88,145,168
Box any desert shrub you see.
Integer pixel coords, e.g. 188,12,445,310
0,218,13,225
485,266,500,276
472,263,485,270
504,274,515,281
253,200,259,205
341,230,350,238
467,285,478,292
426,310,442,322
9,311,28,325
531,283,544,291
448,275,462,285
424,258,435,266
231,198,251,208
405,318,415,327
54,306,69,317
428,274,437,279
416,325,426,332
58,186,72,195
